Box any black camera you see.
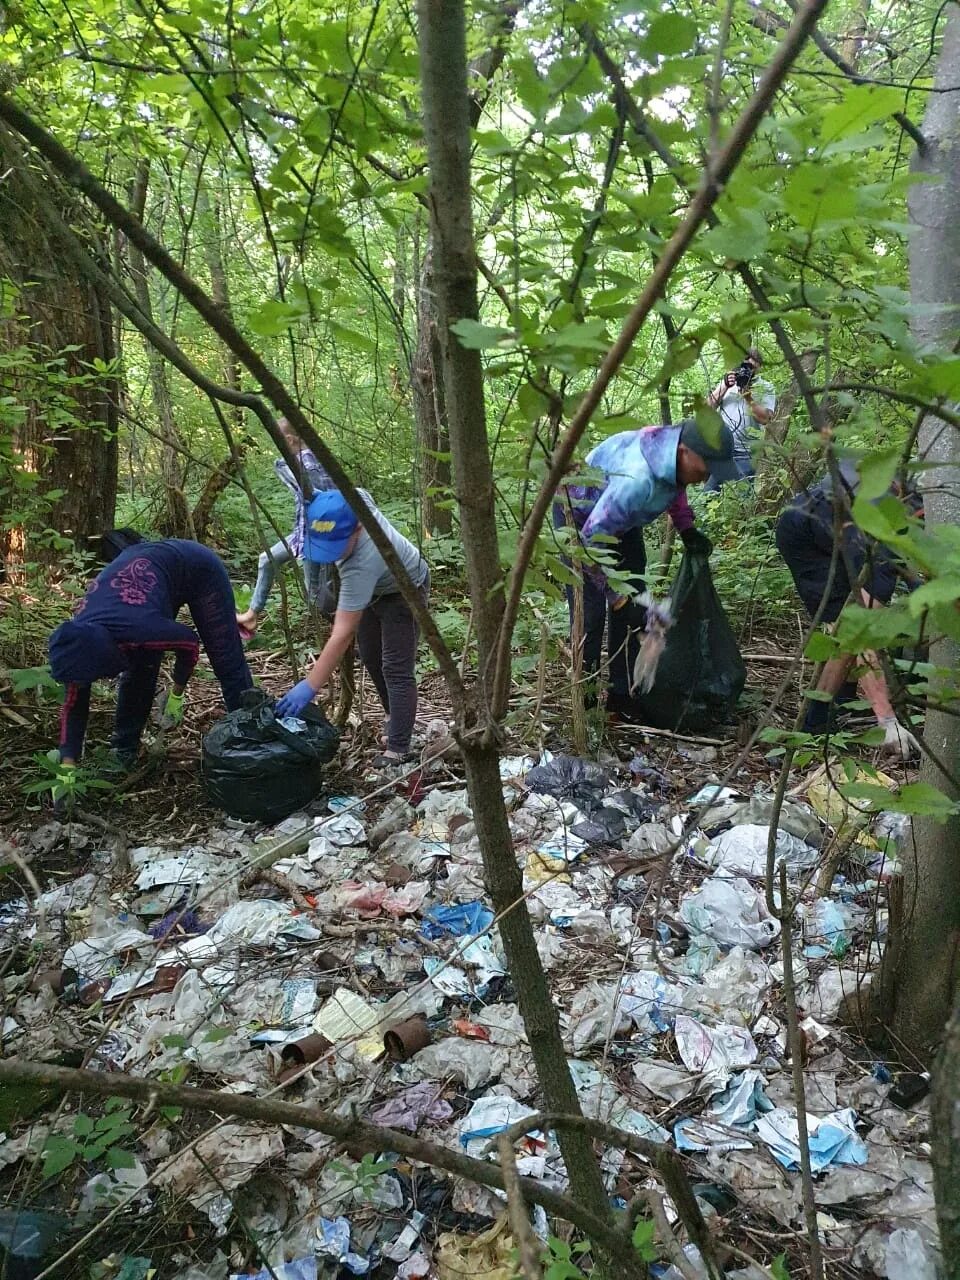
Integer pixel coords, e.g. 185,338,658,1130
733,359,756,390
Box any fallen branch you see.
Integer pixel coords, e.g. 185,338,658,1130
0,1057,634,1265
498,1133,544,1280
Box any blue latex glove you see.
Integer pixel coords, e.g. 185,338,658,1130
276,680,317,719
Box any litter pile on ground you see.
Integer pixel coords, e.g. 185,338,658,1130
0,739,939,1279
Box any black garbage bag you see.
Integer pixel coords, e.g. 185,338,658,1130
202,689,339,822
525,755,612,812
633,548,746,732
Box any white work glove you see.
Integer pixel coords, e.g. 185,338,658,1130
878,717,920,761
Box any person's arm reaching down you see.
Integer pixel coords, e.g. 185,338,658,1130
276,609,363,717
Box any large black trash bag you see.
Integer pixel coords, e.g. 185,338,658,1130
525,755,612,812
633,548,746,732
202,689,340,822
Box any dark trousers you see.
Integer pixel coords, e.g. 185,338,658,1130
356,578,429,754
553,508,647,703
112,556,252,753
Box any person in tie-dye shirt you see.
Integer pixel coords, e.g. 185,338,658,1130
554,419,737,721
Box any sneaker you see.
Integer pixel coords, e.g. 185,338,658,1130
371,751,416,770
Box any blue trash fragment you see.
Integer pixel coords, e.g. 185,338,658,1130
231,1260,316,1280
316,1217,370,1275
421,901,494,940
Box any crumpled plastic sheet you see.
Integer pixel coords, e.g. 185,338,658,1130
753,1106,868,1172
407,1040,510,1091
156,1123,285,1211
678,875,781,949
458,1095,541,1156
675,1014,759,1090
703,824,819,879
231,1262,316,1280
421,901,494,939
367,1082,453,1132
525,755,612,810
316,1217,369,1275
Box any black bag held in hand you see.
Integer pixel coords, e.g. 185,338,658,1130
633,547,746,732
203,689,339,822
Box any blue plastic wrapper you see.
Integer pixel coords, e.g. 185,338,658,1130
421,901,494,940
316,1217,370,1275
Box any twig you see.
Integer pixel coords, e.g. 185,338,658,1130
244,867,312,912
497,1133,544,1280
73,808,130,877
646,1189,702,1280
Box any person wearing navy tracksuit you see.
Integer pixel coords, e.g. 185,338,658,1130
49,537,253,765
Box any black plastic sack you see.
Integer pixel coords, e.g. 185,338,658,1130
633,548,746,732
525,755,612,812
202,689,339,823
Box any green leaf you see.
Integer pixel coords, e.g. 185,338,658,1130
820,85,904,143
644,12,697,56
105,1146,137,1170
804,630,839,661
784,165,857,229
247,299,308,338
856,448,900,501
631,1217,657,1261
202,1025,234,1043
42,1135,80,1179
73,1112,94,1137
450,319,516,350
771,1251,790,1279
162,1034,188,1050
907,576,960,613
699,207,769,262
840,780,958,820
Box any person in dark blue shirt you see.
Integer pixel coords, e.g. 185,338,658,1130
49,535,253,765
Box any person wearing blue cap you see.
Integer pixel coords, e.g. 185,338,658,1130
275,490,429,768
236,417,337,635
50,536,253,768
555,418,736,721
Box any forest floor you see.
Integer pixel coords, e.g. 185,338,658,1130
0,622,937,1280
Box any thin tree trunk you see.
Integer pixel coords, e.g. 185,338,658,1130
412,242,453,536
933,993,960,1274
415,0,617,1243
887,8,960,1058
128,158,194,539
192,184,250,539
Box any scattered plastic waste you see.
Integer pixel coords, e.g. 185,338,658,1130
4,728,934,1279
679,876,781,949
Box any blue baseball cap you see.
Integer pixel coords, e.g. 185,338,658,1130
304,490,360,563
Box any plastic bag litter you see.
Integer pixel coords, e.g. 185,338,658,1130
886,1227,941,1280
422,901,493,939
315,1218,369,1275
367,1082,452,1132
566,982,631,1052
314,811,366,846
632,1060,700,1105
156,1123,285,1209
675,1014,758,1090
802,898,858,957
679,876,780,950
436,1215,517,1280
632,546,746,732
408,1040,509,1090
753,1106,868,1172
524,755,612,809
458,1095,540,1156
806,764,895,847
202,690,339,822
624,822,675,857
685,948,773,1026
206,901,322,951
704,824,818,878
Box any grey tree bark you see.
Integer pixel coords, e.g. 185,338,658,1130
128,159,195,540
888,8,960,1058
415,0,620,1248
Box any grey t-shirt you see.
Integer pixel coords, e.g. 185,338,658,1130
336,496,428,612
718,377,776,460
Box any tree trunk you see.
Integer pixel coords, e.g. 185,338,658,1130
192,184,250,540
933,993,960,1274
0,143,118,570
128,159,194,540
886,8,960,1059
415,0,616,1241
412,241,453,537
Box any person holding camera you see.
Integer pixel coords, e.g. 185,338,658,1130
705,347,776,489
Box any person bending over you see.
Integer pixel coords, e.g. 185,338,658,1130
50,534,253,767
555,419,737,721
276,491,429,769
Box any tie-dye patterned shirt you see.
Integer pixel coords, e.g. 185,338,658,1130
560,425,695,599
